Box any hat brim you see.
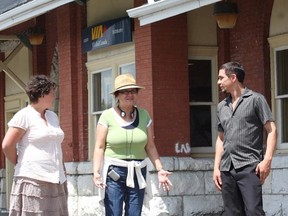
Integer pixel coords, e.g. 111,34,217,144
110,85,144,94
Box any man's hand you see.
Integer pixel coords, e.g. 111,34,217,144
213,168,222,191
255,159,271,184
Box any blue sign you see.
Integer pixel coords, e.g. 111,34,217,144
82,17,132,53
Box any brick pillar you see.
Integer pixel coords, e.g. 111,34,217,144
217,29,231,66
134,0,190,156
217,0,274,100
32,15,47,76
57,3,88,162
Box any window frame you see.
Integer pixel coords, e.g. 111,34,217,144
268,33,288,151
188,46,218,155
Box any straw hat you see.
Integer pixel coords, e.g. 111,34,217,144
110,74,144,94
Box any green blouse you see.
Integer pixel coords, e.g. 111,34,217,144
98,107,151,159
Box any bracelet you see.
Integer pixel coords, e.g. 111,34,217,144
157,168,164,172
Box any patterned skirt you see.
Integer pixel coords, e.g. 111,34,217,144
9,177,68,216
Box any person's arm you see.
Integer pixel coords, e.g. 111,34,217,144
92,123,108,189
256,121,277,184
2,127,25,165
213,132,224,191
145,125,173,191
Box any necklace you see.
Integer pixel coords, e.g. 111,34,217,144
125,128,134,158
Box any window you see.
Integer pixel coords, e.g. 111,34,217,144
268,34,288,150
188,46,218,154
89,64,135,158
91,69,113,113
275,48,288,146
86,45,135,159
189,60,213,148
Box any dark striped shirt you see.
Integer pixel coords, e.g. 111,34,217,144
217,88,274,171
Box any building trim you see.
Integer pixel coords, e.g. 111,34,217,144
127,0,221,26
0,0,74,31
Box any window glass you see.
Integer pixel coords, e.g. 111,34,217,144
276,49,288,144
119,63,136,77
189,59,213,147
189,60,212,102
276,50,288,95
190,105,212,147
92,69,112,112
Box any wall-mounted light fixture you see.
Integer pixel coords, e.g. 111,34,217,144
214,1,238,29
27,26,44,45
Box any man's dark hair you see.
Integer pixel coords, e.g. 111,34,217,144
220,62,245,83
25,75,56,103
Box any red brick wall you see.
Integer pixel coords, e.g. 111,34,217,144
1,3,88,163
135,0,190,156
0,0,276,165
9,3,88,162
32,15,48,76
57,3,88,162
217,0,274,102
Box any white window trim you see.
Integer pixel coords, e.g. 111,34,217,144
188,46,218,154
268,33,288,151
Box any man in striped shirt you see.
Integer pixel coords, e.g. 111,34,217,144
213,62,277,216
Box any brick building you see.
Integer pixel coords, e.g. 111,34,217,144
0,0,287,215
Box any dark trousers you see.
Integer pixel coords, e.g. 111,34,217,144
221,163,265,216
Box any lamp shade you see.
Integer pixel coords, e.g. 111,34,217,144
27,26,44,45
28,33,44,45
214,2,238,29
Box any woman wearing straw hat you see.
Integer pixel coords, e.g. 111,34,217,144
93,74,172,216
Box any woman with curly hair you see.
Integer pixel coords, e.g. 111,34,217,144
2,74,68,216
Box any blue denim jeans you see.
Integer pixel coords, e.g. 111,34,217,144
104,165,147,216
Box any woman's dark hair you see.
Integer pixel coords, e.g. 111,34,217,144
26,75,56,103
220,62,245,83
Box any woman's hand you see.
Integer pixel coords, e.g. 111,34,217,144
2,127,25,165
93,173,106,189
157,169,173,191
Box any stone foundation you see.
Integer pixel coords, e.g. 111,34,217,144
1,155,288,215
